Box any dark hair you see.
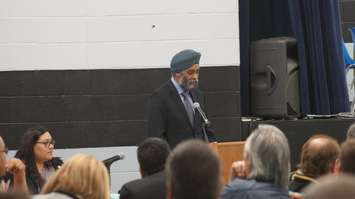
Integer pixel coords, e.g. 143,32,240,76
137,137,170,176
0,192,30,199
299,134,340,178
303,174,355,199
15,126,52,193
166,140,221,199
340,139,355,175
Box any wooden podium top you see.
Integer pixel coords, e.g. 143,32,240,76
209,141,245,185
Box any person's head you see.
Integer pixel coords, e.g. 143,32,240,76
299,134,340,178
0,136,8,176
244,124,290,189
166,140,221,199
170,49,201,91
137,137,170,177
15,126,55,165
336,139,355,175
41,154,110,199
346,123,355,140
303,174,355,199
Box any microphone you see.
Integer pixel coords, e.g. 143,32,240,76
103,153,125,168
193,102,211,127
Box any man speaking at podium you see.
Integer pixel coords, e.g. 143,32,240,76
147,49,215,148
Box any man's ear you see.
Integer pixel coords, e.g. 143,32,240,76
243,153,251,176
139,167,145,178
174,72,181,78
333,158,342,174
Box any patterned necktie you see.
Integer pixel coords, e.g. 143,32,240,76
181,92,194,126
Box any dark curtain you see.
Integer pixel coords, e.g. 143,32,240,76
288,0,349,114
239,0,292,115
239,0,349,115
239,0,251,115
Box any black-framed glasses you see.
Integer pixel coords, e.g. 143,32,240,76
36,140,55,148
0,147,8,154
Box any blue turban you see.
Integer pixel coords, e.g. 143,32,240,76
170,49,201,73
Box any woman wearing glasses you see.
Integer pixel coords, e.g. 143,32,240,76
14,126,63,194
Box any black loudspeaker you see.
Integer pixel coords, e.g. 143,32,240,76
250,37,300,118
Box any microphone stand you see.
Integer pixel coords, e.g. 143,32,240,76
201,121,210,143
192,102,211,143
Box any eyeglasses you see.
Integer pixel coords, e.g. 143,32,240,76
0,147,8,154
36,140,55,148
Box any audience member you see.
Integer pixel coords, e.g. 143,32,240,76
221,124,291,199
14,126,63,194
166,140,220,199
346,122,355,139
33,154,110,199
334,139,355,175
0,135,27,192
289,134,340,192
303,174,355,199
119,137,171,199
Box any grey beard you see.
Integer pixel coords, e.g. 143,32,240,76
181,80,198,91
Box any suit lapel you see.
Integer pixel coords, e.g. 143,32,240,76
167,81,194,130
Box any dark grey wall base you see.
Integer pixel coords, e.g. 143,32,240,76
0,66,241,149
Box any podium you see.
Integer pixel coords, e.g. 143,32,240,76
209,141,245,184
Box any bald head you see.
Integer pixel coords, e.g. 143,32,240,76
300,135,340,178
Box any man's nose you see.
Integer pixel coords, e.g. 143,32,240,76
192,73,199,80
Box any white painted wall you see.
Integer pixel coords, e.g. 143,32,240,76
2,0,240,193
0,0,240,71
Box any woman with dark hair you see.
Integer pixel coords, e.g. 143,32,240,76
15,126,63,194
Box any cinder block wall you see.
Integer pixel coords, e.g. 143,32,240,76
0,0,241,192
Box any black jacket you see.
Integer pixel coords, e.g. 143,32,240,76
146,80,215,148
289,171,317,193
26,157,63,194
119,171,166,199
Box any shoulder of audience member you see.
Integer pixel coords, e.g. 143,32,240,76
224,178,257,192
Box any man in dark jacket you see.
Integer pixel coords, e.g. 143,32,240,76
119,137,170,199
146,49,214,148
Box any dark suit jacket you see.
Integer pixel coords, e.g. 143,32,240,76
289,171,316,193
146,80,214,148
119,171,166,199
27,157,63,194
